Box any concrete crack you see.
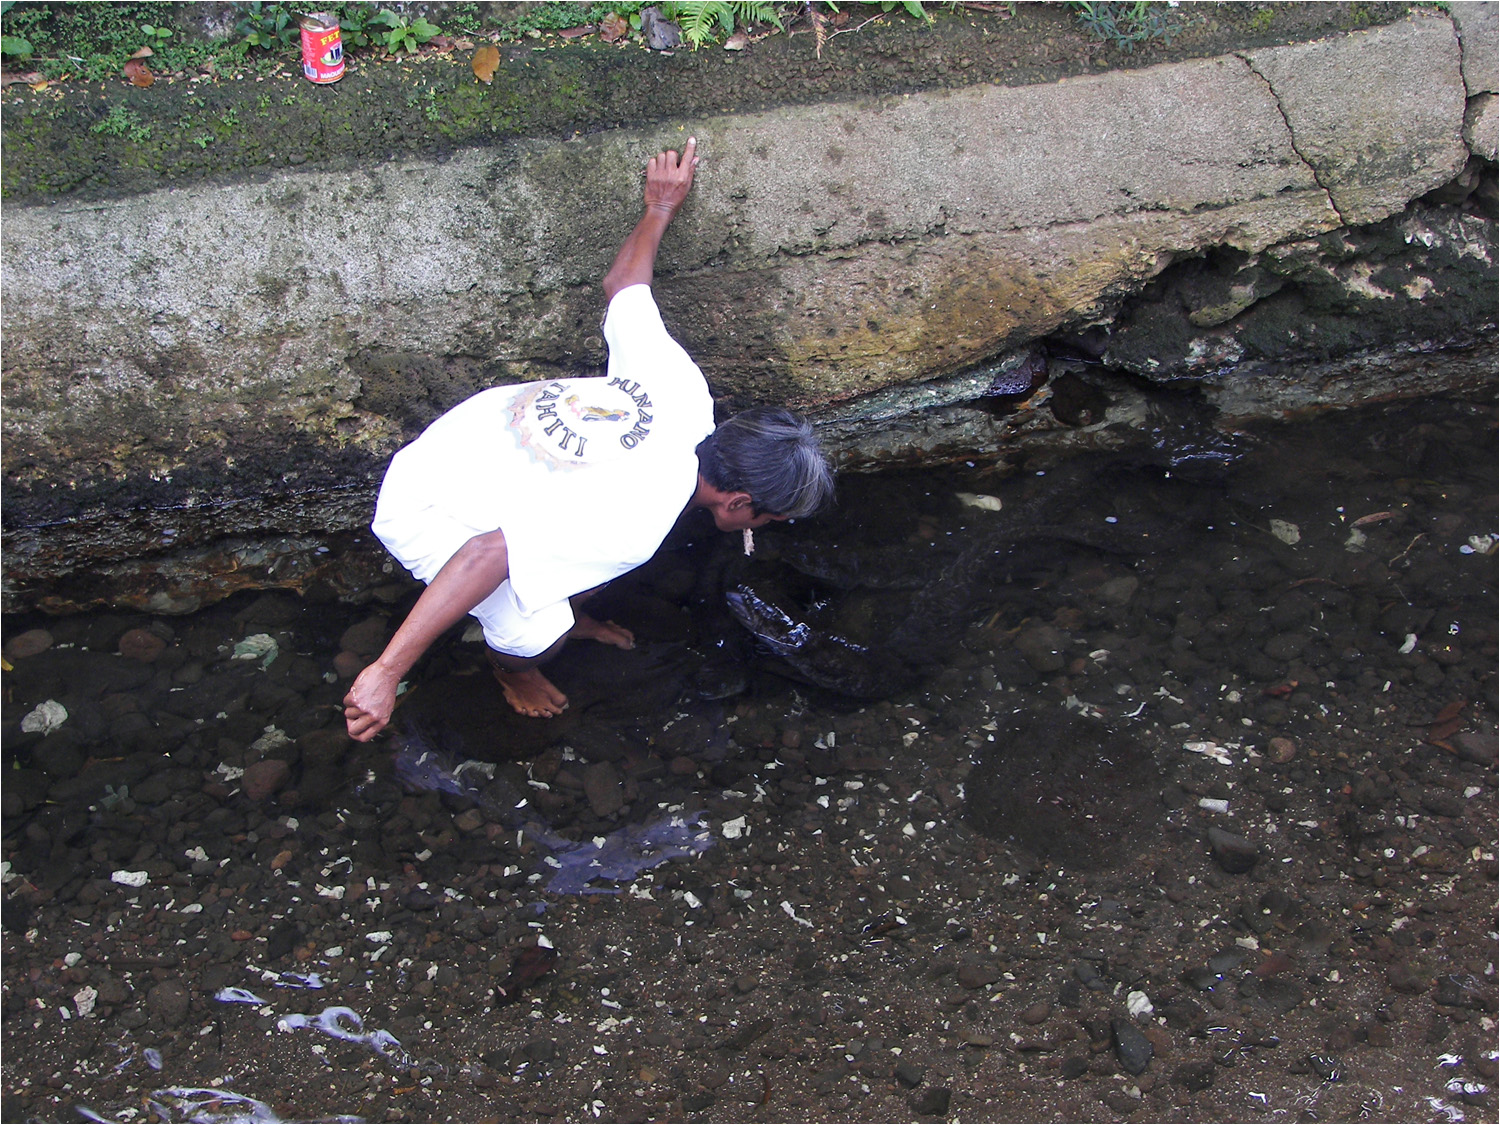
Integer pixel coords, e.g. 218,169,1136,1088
1236,53,1349,228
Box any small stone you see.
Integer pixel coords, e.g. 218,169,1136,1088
242,759,290,801
332,650,365,679
1019,1000,1052,1025
1386,960,1422,996
454,808,485,833
909,1087,951,1116
1014,624,1068,673
1451,730,1498,765
1060,1055,1089,1080
1112,1018,1154,1075
1172,1061,1215,1092
957,959,1001,989
1267,736,1297,763
146,979,190,1028
582,761,624,817
4,629,54,660
118,628,167,662
1206,826,1260,874
894,1060,925,1088
1095,575,1139,607
1420,788,1467,818
338,616,389,657
669,755,699,776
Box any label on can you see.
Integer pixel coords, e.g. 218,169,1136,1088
299,13,344,84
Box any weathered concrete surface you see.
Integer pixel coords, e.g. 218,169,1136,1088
2,10,1495,614
1451,1,1499,95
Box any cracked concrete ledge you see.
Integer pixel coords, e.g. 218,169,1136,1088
1239,12,1469,227
1,10,1494,612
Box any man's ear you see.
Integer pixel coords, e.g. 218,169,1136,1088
726,491,754,512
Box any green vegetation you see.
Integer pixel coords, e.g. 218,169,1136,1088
658,3,785,47
367,9,441,55
234,1,299,50
90,103,151,143
1068,1,1182,52
0,1,941,83
2,1,250,81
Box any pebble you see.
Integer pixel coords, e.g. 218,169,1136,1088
1206,826,1260,874
1019,1000,1052,1025
242,759,290,801
909,1087,951,1116
117,628,167,662
146,979,191,1028
4,628,54,659
1420,788,1468,818
332,650,366,679
957,959,1000,989
1172,1061,1215,1091
1451,729,1498,765
582,761,624,817
338,616,389,657
894,1060,926,1088
1112,1019,1154,1075
1014,624,1068,673
1267,736,1297,763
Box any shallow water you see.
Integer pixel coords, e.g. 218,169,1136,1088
2,392,1496,1124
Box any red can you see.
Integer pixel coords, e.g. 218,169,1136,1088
299,13,344,84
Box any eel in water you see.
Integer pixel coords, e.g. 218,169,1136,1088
725,450,1225,697
723,584,915,699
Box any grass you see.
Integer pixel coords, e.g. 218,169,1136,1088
0,1,941,87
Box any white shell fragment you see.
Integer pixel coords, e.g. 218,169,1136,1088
1269,519,1300,545
956,492,1003,511
20,700,68,735
110,870,149,887
1184,741,1233,766
721,816,748,839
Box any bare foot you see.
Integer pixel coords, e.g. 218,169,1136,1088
490,665,569,718
571,612,635,650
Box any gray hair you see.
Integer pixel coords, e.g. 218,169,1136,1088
696,407,835,518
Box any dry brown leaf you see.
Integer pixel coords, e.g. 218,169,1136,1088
123,59,154,87
724,30,748,50
1432,699,1468,725
471,44,499,84
131,46,154,58
599,12,629,42
0,70,43,88
809,5,829,59
557,24,593,39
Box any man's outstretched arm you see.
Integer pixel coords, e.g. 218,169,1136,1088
343,528,511,741
602,136,698,302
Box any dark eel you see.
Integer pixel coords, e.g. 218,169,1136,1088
726,449,1230,697
724,584,914,699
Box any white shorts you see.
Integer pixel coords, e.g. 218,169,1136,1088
371,470,574,659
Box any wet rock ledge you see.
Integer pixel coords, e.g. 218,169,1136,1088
1,3,1496,614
